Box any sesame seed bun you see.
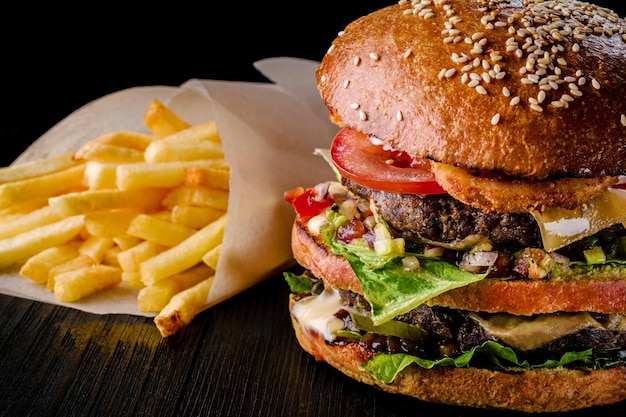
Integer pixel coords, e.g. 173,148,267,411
316,0,626,179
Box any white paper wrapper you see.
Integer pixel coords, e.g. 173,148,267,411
0,58,339,316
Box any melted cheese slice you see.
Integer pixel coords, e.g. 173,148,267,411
469,312,602,351
532,188,626,252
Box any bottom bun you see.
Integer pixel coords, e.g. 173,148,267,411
290,296,626,412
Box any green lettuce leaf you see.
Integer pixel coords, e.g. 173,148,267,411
322,225,489,325
359,340,594,384
283,271,313,294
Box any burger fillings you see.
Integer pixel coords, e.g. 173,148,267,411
284,0,626,412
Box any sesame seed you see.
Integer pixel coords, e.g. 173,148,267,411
343,80,350,89
438,68,447,80
476,85,488,95
530,104,544,112
502,87,510,97
353,56,361,66
397,110,403,121
468,79,480,87
592,78,601,89
510,96,520,106
622,114,626,127
327,44,336,54
359,110,367,121
445,68,457,78
369,52,380,61
403,49,413,58
491,113,501,125
350,103,360,110
320,75,327,83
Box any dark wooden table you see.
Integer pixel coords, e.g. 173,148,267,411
2,2,626,416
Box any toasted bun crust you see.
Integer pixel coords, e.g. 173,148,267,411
292,217,626,315
290,296,626,412
316,1,626,179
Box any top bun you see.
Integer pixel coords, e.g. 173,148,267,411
316,0,626,180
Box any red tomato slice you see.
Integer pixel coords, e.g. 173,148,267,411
330,128,447,195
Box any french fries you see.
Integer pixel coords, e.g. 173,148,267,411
0,99,232,336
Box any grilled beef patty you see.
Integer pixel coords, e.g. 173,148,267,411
342,178,542,249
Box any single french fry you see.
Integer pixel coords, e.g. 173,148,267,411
73,143,145,163
170,205,226,229
184,166,230,190
127,213,196,247
18,242,81,284
121,271,144,289
144,140,224,163
137,263,213,312
54,264,122,302
157,120,220,144
48,188,168,216
0,164,86,209
117,240,168,272
0,215,84,269
112,234,143,251
81,131,157,151
83,161,120,190
162,186,229,210
154,276,214,337
201,243,222,270
47,254,98,291
143,99,191,138
102,246,121,267
78,235,115,263
0,205,62,240
115,160,229,191
140,213,227,285
84,210,139,238
0,152,81,184
0,198,49,219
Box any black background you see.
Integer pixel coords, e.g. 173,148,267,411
1,2,626,417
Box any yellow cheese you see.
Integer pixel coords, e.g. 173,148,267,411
532,188,626,252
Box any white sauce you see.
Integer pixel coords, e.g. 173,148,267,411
292,288,344,341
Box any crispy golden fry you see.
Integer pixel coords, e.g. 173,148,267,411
117,240,168,272
138,263,213,312
0,198,49,219
170,205,226,229
73,143,145,163
162,186,229,210
0,206,62,240
112,234,143,251
0,152,81,184
127,213,196,247
144,140,224,163
115,160,228,191
140,213,226,285
54,264,122,302
154,276,214,337
47,254,98,291
80,130,157,151
18,242,81,284
48,188,168,216
102,246,121,267
83,161,120,190
0,165,86,209
143,99,191,138
0,215,84,269
78,235,115,263
121,271,144,289
184,166,230,190
201,243,221,270
84,210,139,238
157,120,219,144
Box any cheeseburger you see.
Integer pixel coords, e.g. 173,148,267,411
284,0,626,412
